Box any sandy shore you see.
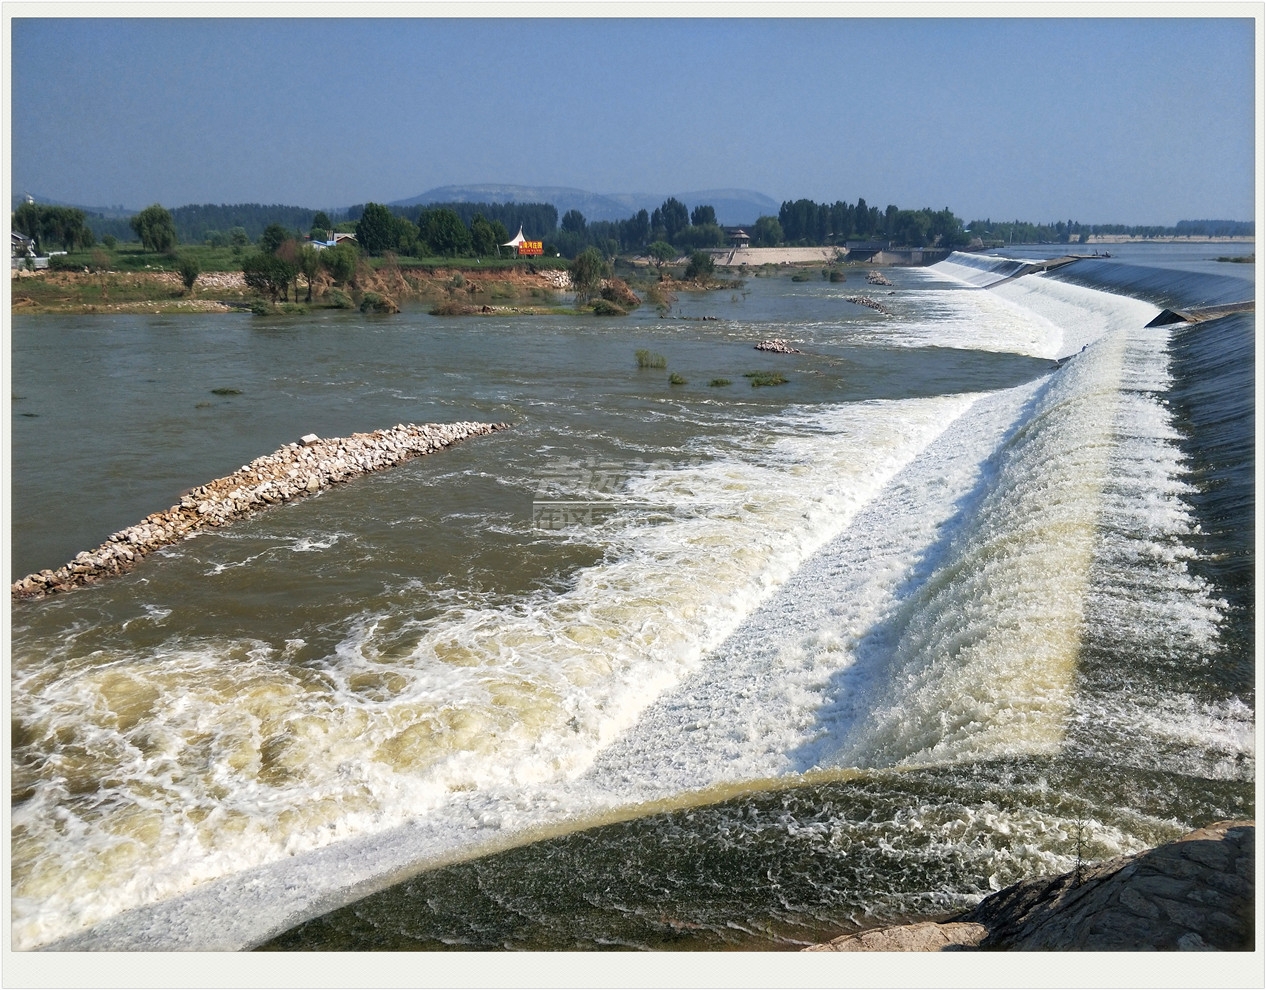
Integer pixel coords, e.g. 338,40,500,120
712,246,842,267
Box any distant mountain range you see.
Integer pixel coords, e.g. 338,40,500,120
12,192,136,218
391,185,780,227
15,185,779,227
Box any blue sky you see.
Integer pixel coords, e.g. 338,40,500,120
9,15,1258,225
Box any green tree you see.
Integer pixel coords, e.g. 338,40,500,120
311,211,331,233
355,202,396,255
242,252,297,303
652,197,689,243
229,226,250,248
677,224,725,251
489,219,510,252
690,204,717,227
320,242,358,286
684,250,715,282
929,207,967,248
891,209,932,247
619,209,650,252
130,204,177,253
275,239,305,301
648,240,676,271
421,208,472,257
751,216,782,247
260,223,291,254
13,202,94,253
392,214,420,256
177,256,200,295
297,245,321,302
11,201,42,246
561,209,587,235
569,246,609,303
470,213,499,257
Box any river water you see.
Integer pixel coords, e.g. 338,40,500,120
9,245,1255,952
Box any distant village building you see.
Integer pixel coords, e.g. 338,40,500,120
727,228,751,248
12,231,36,258
11,231,45,268
307,231,357,251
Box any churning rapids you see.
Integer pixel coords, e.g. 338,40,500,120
10,246,1254,951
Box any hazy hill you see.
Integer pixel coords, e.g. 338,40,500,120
393,185,778,226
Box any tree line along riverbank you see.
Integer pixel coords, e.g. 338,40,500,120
10,263,569,316
8,246,763,317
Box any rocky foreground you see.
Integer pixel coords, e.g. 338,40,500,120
12,421,511,601
805,820,1253,952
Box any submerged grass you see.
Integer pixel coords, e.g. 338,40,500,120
744,371,788,387
636,349,668,369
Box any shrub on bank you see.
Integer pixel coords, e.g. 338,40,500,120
683,251,716,282
600,277,641,309
360,292,400,314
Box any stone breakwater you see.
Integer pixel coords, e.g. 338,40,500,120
845,295,893,315
805,820,1254,952
11,421,511,602
754,338,803,354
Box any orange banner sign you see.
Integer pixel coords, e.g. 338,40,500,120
518,240,544,256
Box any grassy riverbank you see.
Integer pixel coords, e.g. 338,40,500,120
10,247,735,317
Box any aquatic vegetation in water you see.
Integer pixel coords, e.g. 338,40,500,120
636,349,668,369
743,371,788,387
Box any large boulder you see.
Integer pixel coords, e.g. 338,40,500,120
804,821,1253,952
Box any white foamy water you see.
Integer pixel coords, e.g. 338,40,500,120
894,258,1161,359
13,266,1247,952
13,392,977,950
585,306,1232,787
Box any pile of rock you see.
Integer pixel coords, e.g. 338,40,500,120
754,338,803,353
540,270,573,289
846,295,893,315
805,820,1254,952
11,421,511,601
866,270,894,286
193,271,248,291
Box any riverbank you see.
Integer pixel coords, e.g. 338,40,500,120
9,262,741,316
9,264,574,315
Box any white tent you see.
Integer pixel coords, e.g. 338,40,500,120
502,226,528,249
